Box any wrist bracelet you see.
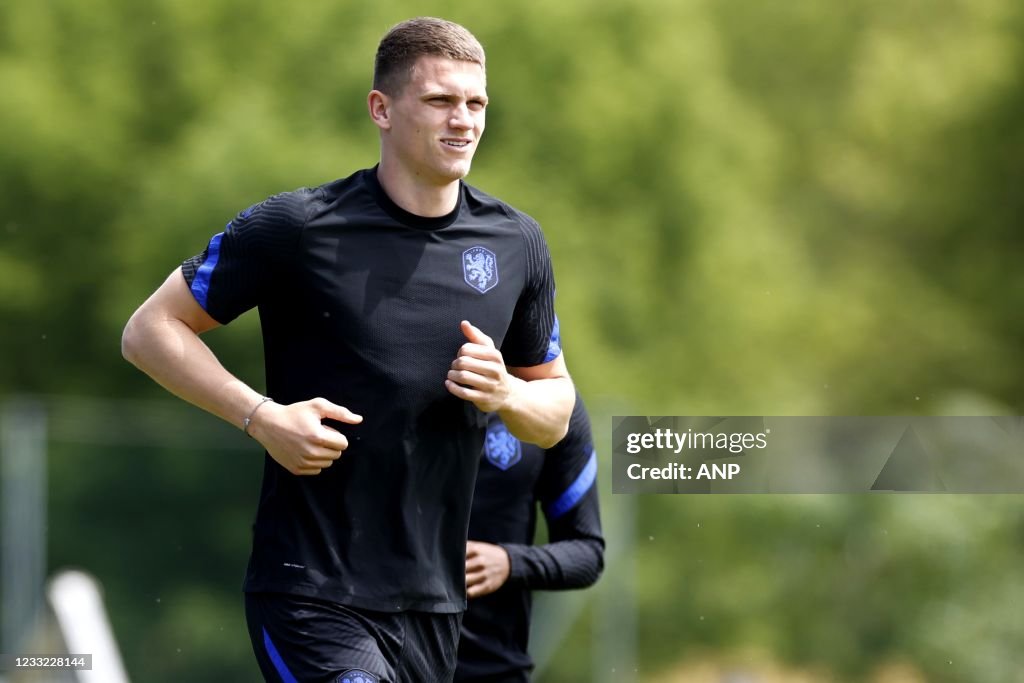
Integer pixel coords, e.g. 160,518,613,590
242,397,274,437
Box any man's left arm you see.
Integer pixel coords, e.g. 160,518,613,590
445,214,573,447
446,320,573,448
501,351,574,448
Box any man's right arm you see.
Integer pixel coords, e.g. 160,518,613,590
121,268,361,475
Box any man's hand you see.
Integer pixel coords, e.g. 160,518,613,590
465,540,511,598
445,320,511,412
247,398,363,475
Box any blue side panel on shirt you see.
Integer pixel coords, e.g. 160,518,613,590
544,449,597,520
190,229,224,310
543,315,562,363
262,627,299,683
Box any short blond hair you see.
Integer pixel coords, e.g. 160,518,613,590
373,17,485,95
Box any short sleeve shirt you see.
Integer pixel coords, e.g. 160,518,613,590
182,168,559,612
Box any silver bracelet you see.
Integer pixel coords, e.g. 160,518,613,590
242,397,274,437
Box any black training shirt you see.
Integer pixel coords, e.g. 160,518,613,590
455,394,604,680
182,167,559,613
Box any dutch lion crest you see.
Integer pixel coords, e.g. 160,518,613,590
337,670,378,683
463,246,498,293
485,421,521,470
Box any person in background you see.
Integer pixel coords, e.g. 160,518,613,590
457,391,603,682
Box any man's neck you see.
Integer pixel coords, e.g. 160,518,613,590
376,161,461,218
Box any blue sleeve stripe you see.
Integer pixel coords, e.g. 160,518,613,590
544,449,597,520
543,314,562,363
262,627,299,683
190,230,224,310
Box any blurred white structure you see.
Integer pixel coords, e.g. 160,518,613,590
46,570,129,683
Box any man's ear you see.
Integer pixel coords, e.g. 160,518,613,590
367,90,391,131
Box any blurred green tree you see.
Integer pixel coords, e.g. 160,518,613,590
1,0,1021,681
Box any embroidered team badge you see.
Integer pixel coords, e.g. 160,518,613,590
485,421,522,470
337,670,378,683
463,246,499,293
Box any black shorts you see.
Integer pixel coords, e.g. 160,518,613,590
245,592,462,683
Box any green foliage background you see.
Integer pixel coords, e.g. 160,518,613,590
1,0,1022,681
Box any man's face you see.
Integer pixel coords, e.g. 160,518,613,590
383,55,488,186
